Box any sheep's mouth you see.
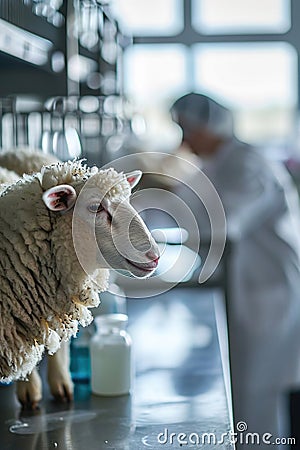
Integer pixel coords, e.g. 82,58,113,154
126,258,157,273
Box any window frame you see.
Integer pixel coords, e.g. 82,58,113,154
131,0,300,108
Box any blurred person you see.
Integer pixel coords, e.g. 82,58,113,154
170,93,300,448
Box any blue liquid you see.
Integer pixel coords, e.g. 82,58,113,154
70,342,91,383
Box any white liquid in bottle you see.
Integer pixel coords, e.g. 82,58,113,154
90,314,132,396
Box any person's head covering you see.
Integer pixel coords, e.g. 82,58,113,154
170,93,234,139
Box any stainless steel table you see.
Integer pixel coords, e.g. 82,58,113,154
0,287,234,449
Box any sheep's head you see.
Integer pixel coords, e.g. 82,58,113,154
42,165,159,279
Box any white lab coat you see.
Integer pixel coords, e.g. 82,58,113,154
177,138,300,444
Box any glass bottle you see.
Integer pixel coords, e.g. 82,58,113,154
70,326,92,383
90,314,132,396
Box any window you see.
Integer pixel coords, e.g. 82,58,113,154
112,0,183,36
120,0,297,149
192,0,291,34
193,42,297,143
123,44,186,150
124,44,187,105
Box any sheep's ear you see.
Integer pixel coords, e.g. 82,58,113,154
42,184,77,212
126,170,142,189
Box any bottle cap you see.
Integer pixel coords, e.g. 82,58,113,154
95,314,128,330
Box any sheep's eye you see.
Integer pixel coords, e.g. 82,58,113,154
88,203,104,213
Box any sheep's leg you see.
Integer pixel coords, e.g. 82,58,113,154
47,340,73,402
16,368,42,410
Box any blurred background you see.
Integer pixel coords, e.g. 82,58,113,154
0,0,300,174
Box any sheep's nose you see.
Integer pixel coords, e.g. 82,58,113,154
146,250,160,267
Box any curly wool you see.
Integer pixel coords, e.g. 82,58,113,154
0,158,130,382
39,160,131,200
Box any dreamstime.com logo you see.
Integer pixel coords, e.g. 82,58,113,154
156,421,296,446
72,152,227,298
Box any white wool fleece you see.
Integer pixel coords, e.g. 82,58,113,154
0,160,130,382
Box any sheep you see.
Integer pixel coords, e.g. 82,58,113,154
0,149,64,407
0,151,159,408
0,147,58,177
0,167,19,184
